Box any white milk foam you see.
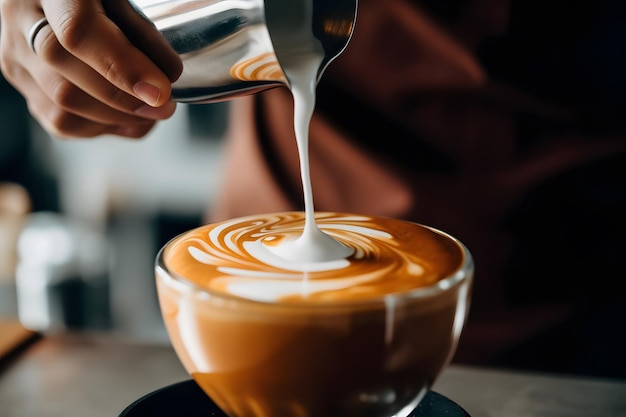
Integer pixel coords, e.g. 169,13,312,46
267,2,354,264
180,212,438,303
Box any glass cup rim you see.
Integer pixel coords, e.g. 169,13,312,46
155,218,474,309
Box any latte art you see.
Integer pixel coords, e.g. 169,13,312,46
155,4,474,415
162,212,465,303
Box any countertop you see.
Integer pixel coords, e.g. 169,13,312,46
1,332,625,417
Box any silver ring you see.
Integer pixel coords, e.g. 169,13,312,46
28,17,49,53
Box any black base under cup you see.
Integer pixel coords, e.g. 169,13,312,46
118,380,471,417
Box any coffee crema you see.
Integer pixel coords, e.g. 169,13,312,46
156,211,472,417
161,211,466,304
155,3,473,415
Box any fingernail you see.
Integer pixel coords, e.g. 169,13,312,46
133,81,161,106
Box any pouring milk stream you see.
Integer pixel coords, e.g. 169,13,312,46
128,0,357,262
223,0,358,264
266,38,355,263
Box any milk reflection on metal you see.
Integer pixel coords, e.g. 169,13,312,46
128,0,357,103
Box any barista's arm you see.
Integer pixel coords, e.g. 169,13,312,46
0,0,182,138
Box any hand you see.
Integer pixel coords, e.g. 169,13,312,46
0,0,183,138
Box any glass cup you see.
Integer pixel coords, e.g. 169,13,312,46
155,212,473,417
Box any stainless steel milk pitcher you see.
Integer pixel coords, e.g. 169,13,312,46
128,0,358,103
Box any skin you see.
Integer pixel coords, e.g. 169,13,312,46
0,0,183,138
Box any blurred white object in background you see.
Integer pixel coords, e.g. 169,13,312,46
36,103,226,227
23,103,227,342
15,212,109,332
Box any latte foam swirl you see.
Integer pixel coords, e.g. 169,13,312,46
162,212,464,303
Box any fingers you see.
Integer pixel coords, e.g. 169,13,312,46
33,22,177,119
40,0,181,107
0,0,182,139
16,66,158,138
103,0,183,83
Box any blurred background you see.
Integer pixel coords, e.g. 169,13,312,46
0,74,229,343
2,0,626,381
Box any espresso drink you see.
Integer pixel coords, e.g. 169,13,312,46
157,3,472,416
156,211,472,417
